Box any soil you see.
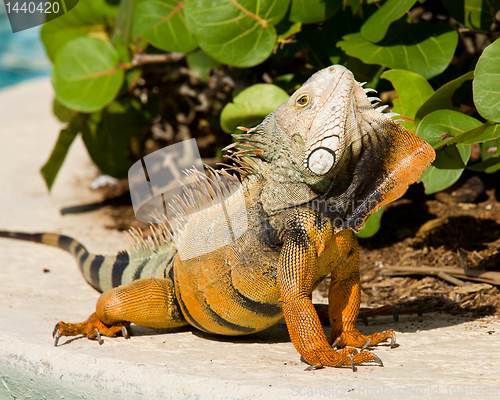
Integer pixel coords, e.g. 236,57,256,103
90,165,500,320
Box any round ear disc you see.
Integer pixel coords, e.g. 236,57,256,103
307,147,336,175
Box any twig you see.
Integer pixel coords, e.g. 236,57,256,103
132,53,185,66
382,265,500,286
437,271,466,287
119,53,186,69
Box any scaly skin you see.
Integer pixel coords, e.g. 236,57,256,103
0,65,435,370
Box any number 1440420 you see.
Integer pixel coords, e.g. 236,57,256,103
5,1,60,13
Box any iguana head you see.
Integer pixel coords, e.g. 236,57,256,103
235,65,435,225
241,65,379,181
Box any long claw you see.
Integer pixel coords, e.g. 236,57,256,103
371,353,384,367
95,329,104,345
331,337,341,349
305,364,322,371
390,333,397,348
52,323,59,338
53,331,61,347
121,325,130,339
360,339,371,351
349,355,357,372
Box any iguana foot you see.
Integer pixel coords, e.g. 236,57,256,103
52,312,130,346
330,329,396,350
301,347,383,371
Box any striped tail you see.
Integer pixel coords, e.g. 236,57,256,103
0,231,177,293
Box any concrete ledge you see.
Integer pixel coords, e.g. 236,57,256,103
0,79,499,399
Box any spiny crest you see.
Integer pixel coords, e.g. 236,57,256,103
219,126,262,176
359,81,404,124
126,218,175,257
167,166,242,226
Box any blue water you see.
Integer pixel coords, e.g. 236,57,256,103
0,6,51,89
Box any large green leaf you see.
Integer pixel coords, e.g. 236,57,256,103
133,0,198,53
416,110,482,149
417,110,478,194
360,0,418,43
82,99,155,178
52,37,124,113
381,69,434,130
41,114,84,190
356,207,384,238
473,38,500,123
415,71,474,126
338,22,458,79
41,0,119,62
419,144,471,194
184,0,290,67
220,84,289,133
289,0,341,24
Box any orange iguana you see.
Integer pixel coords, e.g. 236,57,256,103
0,65,435,370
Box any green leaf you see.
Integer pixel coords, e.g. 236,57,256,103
441,0,499,30
41,114,84,190
439,123,489,147
417,110,478,194
415,71,474,126
289,0,341,24
381,69,434,130
473,38,500,123
277,21,302,43
432,122,500,148
433,145,467,169
419,145,471,194
52,37,124,113
343,0,363,16
82,99,154,178
356,207,384,238
463,123,500,144
360,0,418,43
186,50,218,82
338,22,458,79
220,84,289,133
184,0,290,67
133,0,198,53
416,110,482,149
112,0,135,63
41,0,119,62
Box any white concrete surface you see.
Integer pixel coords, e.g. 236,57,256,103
0,79,499,399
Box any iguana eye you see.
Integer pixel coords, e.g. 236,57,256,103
292,134,304,146
296,94,309,106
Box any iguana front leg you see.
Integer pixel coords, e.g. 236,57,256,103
53,278,188,345
277,220,380,369
328,231,395,350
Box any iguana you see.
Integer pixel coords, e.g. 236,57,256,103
0,65,434,370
